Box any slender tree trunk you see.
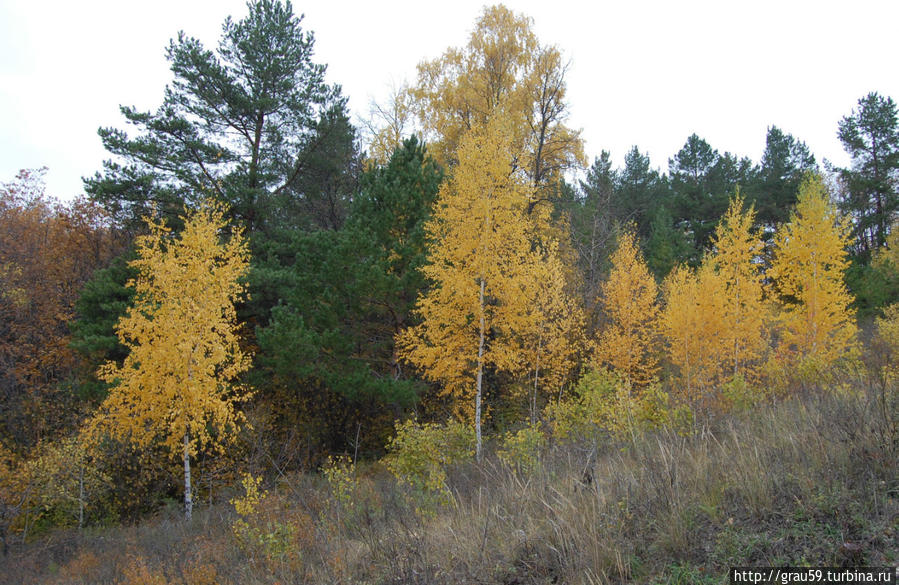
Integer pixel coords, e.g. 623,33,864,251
183,432,193,522
531,335,542,426
78,463,84,531
475,278,486,462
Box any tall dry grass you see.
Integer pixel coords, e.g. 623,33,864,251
2,381,896,585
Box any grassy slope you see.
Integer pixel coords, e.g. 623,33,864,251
2,384,896,585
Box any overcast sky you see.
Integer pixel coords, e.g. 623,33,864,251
2,0,898,200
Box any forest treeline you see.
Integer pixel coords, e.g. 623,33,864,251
1,0,899,544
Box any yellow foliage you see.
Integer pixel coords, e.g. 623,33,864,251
661,195,770,407
230,473,297,565
876,303,899,381
397,115,566,457
231,473,264,518
545,370,675,442
321,454,369,534
0,444,29,545
91,200,251,460
873,220,899,272
516,238,586,420
321,455,356,511
362,83,415,166
593,229,660,388
412,4,585,184
25,436,110,528
661,261,727,405
710,194,769,382
770,174,858,371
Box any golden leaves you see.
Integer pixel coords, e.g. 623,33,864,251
93,200,251,458
710,193,768,382
661,195,769,404
594,229,660,389
397,114,581,420
397,116,532,406
411,4,584,184
770,174,857,367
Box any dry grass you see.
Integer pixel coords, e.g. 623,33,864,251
2,381,896,585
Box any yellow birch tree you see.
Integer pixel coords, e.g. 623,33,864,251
770,174,858,372
412,4,585,186
91,201,251,521
396,116,534,460
593,228,660,389
362,82,415,166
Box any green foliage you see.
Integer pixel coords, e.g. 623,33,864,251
566,153,617,297
252,228,422,405
231,473,296,563
645,205,692,279
837,92,899,254
546,370,681,442
25,437,111,530
497,422,546,473
669,134,755,260
875,303,899,382
70,250,137,403
616,146,669,241
750,125,817,230
249,138,441,457
86,0,353,232
719,374,761,412
384,419,474,513
321,455,355,511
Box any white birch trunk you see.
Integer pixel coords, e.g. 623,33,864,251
475,278,486,462
183,432,193,522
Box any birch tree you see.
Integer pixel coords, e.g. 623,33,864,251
397,117,535,460
92,201,251,520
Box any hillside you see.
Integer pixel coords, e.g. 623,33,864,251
3,382,895,584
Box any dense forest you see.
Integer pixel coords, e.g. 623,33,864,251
1,1,897,583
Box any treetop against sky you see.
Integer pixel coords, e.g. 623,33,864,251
2,0,898,198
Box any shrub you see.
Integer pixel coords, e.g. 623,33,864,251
230,473,296,565
876,303,899,382
25,437,111,531
498,421,546,473
383,419,474,513
546,370,690,443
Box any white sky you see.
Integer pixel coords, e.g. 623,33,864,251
2,0,898,200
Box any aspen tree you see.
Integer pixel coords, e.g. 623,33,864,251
92,201,251,521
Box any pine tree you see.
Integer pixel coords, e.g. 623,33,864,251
87,0,353,232
91,201,251,521
770,174,857,370
837,92,899,254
